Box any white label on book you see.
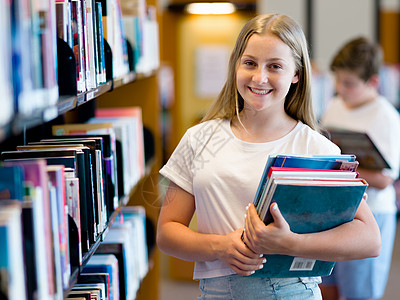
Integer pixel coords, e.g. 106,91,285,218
289,257,316,271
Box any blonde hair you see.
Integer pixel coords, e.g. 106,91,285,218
201,14,318,130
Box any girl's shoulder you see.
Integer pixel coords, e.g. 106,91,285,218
295,122,341,155
185,118,229,137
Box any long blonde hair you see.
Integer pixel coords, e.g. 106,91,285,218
201,14,317,130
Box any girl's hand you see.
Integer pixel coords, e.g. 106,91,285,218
218,228,266,276
243,203,295,255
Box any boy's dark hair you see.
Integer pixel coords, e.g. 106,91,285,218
330,37,383,82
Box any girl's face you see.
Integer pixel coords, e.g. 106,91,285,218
236,32,299,114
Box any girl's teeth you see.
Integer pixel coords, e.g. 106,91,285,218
250,87,269,95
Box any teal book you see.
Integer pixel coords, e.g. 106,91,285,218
0,166,24,201
252,177,368,277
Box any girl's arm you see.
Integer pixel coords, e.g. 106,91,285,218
156,181,265,276
243,199,381,261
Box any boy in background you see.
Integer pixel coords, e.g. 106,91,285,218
320,37,400,300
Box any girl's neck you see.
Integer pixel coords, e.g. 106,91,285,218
231,110,298,143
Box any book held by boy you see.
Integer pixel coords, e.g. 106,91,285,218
326,128,390,170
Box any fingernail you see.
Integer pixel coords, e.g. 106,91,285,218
272,203,277,210
244,213,247,218
250,270,255,274
259,264,264,269
259,254,263,257
262,258,267,263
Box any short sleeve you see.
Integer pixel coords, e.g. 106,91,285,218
159,131,195,194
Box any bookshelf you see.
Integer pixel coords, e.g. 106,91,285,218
0,0,161,299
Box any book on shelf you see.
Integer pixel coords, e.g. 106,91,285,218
36,137,108,228
136,5,160,74
101,0,130,79
77,272,110,300
0,165,25,201
10,0,38,116
24,141,107,237
66,290,92,300
2,160,56,299
0,200,27,300
252,154,367,277
47,165,71,290
121,0,160,74
55,0,73,49
94,106,145,181
1,147,95,253
89,109,145,196
86,119,130,199
71,0,86,93
79,0,91,92
122,15,140,71
326,128,390,170
97,225,137,300
46,167,64,300
83,254,120,300
65,174,83,266
115,206,148,280
51,124,119,216
71,283,106,300
0,0,13,127
0,164,41,299
46,133,118,219
39,0,59,106
94,1,107,84
84,0,98,90
55,0,107,91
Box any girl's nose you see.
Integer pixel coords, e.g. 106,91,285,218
252,67,268,84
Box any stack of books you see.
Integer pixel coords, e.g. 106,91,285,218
252,154,368,277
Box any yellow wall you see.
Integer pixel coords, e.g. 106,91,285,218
380,10,399,64
177,14,250,138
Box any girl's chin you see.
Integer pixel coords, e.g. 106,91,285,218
244,105,269,112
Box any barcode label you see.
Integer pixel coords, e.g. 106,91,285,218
290,257,316,271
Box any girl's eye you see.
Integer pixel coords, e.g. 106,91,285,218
269,64,281,70
243,60,256,67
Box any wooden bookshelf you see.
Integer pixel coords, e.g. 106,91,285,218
0,0,162,298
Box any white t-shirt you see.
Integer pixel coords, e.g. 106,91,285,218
321,96,400,214
160,118,340,279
